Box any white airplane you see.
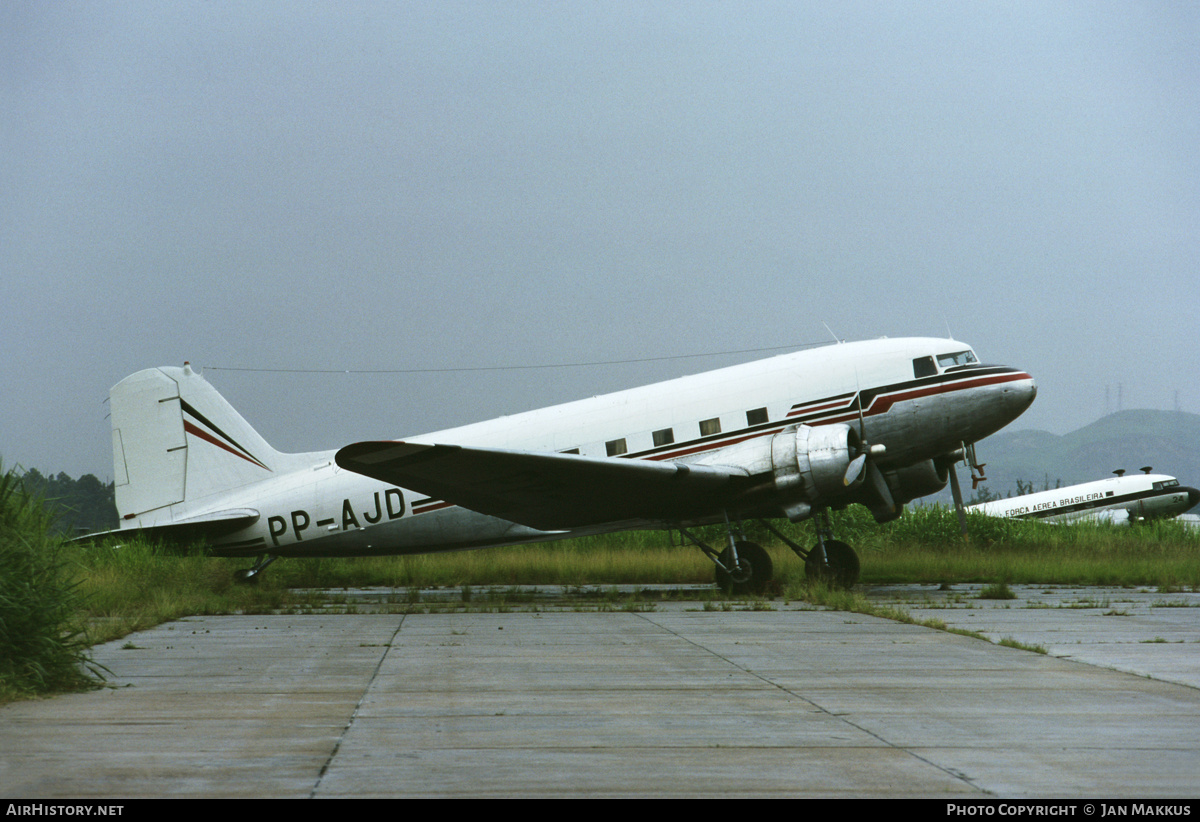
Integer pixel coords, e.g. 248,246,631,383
968,469,1200,525
95,337,1036,591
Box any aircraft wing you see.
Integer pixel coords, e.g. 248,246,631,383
1093,509,1132,525
335,441,752,530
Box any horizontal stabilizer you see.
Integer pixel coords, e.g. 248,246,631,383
336,441,750,530
75,508,260,545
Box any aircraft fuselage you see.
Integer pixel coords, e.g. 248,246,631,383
969,474,1200,525
109,337,1037,560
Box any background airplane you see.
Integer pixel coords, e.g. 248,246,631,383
92,337,1036,590
968,468,1200,525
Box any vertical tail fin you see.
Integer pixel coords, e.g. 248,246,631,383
110,365,284,521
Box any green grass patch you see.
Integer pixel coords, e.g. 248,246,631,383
68,506,1200,629
865,510,1200,588
978,581,1017,600
0,465,103,700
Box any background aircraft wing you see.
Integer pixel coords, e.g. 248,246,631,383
336,441,751,530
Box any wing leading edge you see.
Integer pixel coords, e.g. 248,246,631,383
335,441,752,531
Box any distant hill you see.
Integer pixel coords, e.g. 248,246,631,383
930,409,1200,504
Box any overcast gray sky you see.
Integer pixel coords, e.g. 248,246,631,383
3,1,1198,480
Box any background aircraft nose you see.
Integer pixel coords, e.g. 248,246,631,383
1185,487,1200,513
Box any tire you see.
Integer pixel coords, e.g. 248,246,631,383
715,540,774,595
804,539,860,589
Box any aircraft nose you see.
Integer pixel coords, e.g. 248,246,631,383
1006,370,1037,415
1185,487,1200,513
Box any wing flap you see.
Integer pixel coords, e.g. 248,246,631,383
336,441,750,530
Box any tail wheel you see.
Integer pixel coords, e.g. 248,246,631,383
805,539,860,589
234,554,277,584
716,541,774,595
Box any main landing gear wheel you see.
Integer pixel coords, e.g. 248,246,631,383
805,540,860,589
715,540,774,595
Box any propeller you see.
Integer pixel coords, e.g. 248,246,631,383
842,388,896,518
843,389,870,487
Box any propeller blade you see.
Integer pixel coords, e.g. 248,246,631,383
867,461,894,507
844,453,867,486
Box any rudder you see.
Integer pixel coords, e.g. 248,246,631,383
110,365,281,521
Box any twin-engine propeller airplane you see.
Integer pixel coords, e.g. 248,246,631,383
93,337,1036,591
968,468,1200,525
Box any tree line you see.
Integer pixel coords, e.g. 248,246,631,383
16,468,117,535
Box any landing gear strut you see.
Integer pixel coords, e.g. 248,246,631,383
757,510,860,589
804,539,860,588
680,515,774,595
715,541,773,595
679,507,861,594
803,509,860,588
234,554,278,584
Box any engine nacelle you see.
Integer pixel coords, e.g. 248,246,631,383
694,422,862,522
770,423,861,520
883,459,948,505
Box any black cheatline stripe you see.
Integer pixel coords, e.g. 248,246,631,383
213,536,266,549
180,398,266,466
611,366,1028,462
855,365,1021,414
629,419,791,460
1017,488,1172,520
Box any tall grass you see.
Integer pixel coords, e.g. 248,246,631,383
77,539,301,642
72,506,1200,598
29,504,1200,657
0,465,101,700
871,506,1200,587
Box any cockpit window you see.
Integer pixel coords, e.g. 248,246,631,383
1153,480,1179,491
913,356,937,378
937,350,979,369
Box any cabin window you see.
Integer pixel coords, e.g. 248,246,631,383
652,428,674,447
699,418,721,436
606,438,627,457
936,350,979,369
746,407,768,426
913,356,937,378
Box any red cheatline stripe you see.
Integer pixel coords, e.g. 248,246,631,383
787,398,854,417
183,421,270,470
413,500,453,515
646,428,779,461
859,371,1031,419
